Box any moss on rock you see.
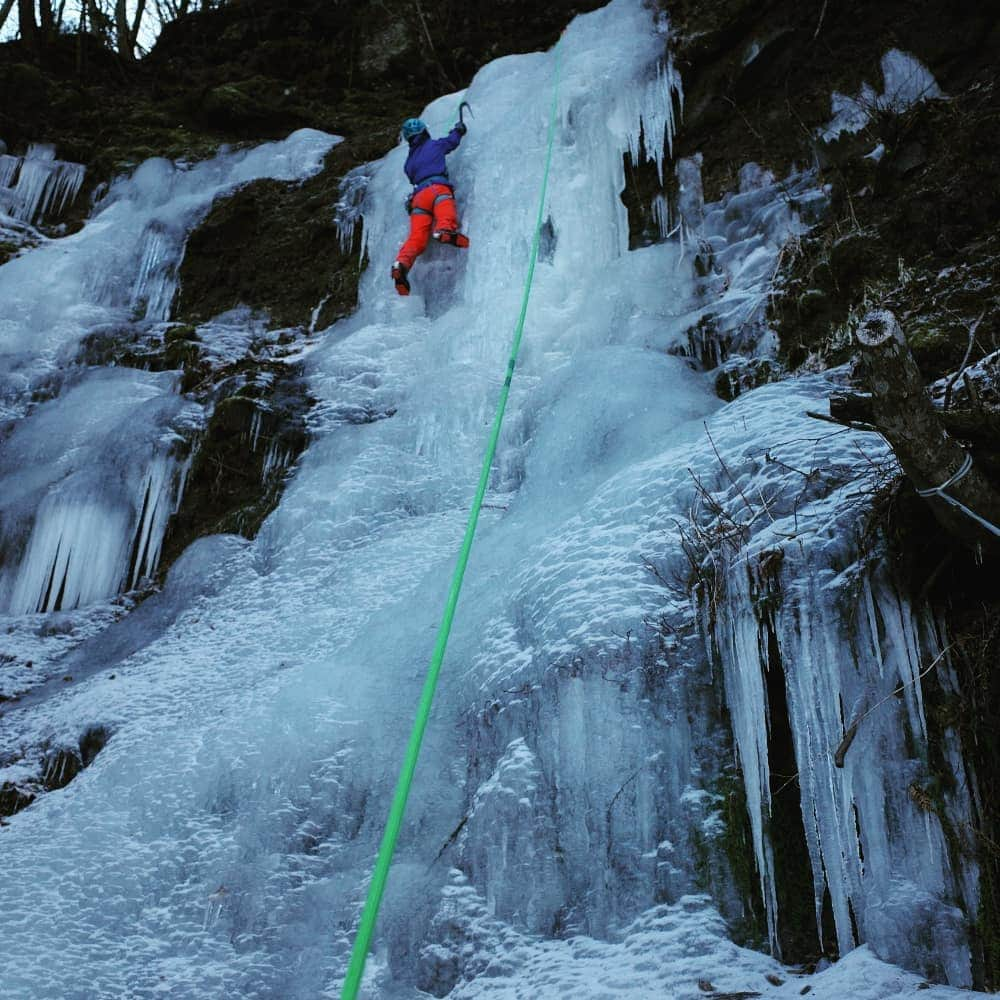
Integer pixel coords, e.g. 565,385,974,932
160,360,312,566
175,150,364,331
0,240,20,267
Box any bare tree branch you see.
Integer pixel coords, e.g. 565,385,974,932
130,0,146,43
17,0,39,53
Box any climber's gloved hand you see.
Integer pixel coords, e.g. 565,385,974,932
454,121,468,136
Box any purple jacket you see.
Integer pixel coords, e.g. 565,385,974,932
404,128,464,191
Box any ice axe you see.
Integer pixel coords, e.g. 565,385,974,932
458,101,474,127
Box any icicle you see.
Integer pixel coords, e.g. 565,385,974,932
650,193,672,241
129,221,180,321
0,152,20,191
623,54,684,184
0,144,85,224
249,409,264,452
333,165,372,254
3,450,193,614
711,497,977,981
309,294,332,333
128,454,190,588
7,495,134,614
715,554,781,955
261,441,289,482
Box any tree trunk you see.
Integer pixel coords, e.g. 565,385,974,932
87,0,111,46
115,0,133,58
829,391,1000,450
855,310,1000,550
38,0,53,35
130,0,146,53
17,0,38,55
75,0,85,76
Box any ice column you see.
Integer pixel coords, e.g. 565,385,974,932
714,532,977,985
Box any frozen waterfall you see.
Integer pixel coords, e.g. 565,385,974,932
0,129,338,616
0,1,984,998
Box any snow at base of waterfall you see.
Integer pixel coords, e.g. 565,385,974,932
384,882,975,1000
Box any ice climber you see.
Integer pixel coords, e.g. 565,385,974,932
391,116,470,296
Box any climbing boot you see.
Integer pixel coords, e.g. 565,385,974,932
432,229,470,248
391,261,410,296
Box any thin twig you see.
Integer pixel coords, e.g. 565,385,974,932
812,0,829,39
805,409,880,433
429,814,468,867
688,468,751,549
704,423,757,519
722,95,764,143
606,768,643,855
833,712,864,768
754,486,778,524
765,451,813,480
413,0,457,90
943,312,984,410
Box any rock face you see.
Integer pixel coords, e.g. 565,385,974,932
175,147,365,331
0,1,607,170
1,725,109,821
616,0,999,379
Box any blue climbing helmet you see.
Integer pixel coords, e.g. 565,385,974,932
401,118,427,142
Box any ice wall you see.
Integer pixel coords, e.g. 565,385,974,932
0,129,338,413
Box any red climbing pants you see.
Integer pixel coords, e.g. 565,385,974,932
396,183,460,269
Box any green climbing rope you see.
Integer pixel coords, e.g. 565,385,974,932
339,40,563,1000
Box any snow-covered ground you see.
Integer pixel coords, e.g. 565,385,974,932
0,1,983,997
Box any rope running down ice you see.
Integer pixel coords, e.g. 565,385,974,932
915,452,1000,538
338,37,563,1000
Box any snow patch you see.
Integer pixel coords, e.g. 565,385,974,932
821,49,943,142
